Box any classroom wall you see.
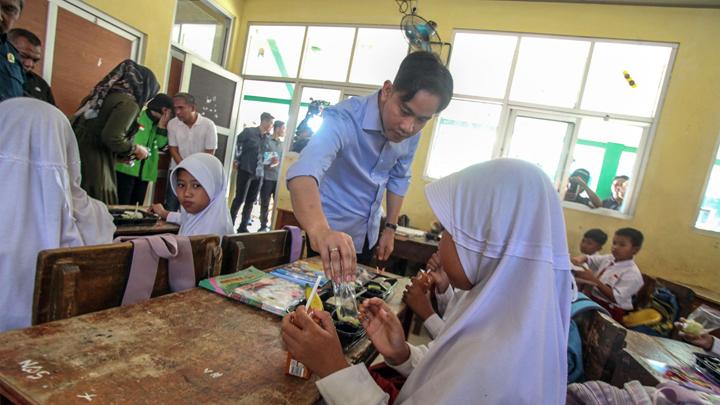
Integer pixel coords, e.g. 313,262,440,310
229,0,720,290
82,0,177,86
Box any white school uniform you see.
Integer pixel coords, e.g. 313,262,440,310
0,98,115,332
316,159,572,405
423,287,456,339
586,254,643,311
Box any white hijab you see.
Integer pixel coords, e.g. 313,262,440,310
0,98,115,332
170,153,234,237
396,159,573,404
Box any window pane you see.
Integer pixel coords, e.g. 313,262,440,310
581,42,672,118
174,0,230,65
349,28,408,86
510,37,590,108
243,25,305,78
564,118,644,211
450,33,518,98
425,100,502,179
506,116,572,182
696,146,720,232
292,87,342,153
238,80,295,129
300,27,355,82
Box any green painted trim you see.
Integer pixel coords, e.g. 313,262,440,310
595,142,626,200
577,139,637,153
242,94,309,108
267,38,295,97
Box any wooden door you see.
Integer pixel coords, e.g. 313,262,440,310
51,7,133,115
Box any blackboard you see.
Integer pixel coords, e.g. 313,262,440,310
188,64,237,129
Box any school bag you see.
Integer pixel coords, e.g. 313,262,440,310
627,286,679,337
568,293,609,384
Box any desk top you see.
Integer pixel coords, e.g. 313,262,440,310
114,220,180,237
0,263,409,404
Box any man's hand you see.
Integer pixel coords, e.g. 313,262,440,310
375,228,395,262
309,228,357,282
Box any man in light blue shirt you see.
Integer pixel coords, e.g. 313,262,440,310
287,51,453,279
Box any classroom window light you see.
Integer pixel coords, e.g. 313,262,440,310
173,0,231,66
696,144,720,233
425,100,502,179
299,27,356,82
509,37,591,108
449,32,518,98
349,28,409,86
424,30,675,218
236,80,295,130
243,25,306,78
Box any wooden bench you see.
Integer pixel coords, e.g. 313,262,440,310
32,235,222,325
221,230,305,274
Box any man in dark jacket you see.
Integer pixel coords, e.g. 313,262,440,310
0,0,25,102
8,28,55,105
230,112,273,232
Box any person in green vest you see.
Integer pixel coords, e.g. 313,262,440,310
115,94,174,205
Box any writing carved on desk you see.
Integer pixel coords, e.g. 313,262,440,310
19,359,50,380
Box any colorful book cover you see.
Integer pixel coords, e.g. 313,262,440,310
270,259,328,286
199,267,304,316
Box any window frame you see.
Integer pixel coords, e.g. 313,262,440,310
171,0,234,68
694,134,720,236
423,29,678,219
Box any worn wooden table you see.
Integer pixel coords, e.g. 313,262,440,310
0,264,409,405
114,220,180,237
392,235,438,267
611,329,702,386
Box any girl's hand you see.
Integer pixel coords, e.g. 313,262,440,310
403,280,435,321
281,307,349,378
359,298,409,365
675,318,714,351
149,203,169,220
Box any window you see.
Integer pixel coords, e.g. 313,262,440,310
173,0,232,65
696,142,720,233
242,24,409,86
425,31,675,216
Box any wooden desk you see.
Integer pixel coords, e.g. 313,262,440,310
612,329,700,386
0,264,410,404
114,220,180,237
391,235,438,266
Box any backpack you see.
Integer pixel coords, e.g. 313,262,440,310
630,286,679,337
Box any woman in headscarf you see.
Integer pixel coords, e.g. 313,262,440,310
72,59,160,204
150,153,234,238
281,158,573,404
0,98,115,332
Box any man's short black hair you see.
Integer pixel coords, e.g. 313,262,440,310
7,28,41,47
260,112,274,122
584,228,608,246
273,120,284,130
173,92,196,107
393,51,453,113
614,175,630,181
615,227,644,248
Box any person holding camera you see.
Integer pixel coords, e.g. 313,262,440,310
563,168,602,208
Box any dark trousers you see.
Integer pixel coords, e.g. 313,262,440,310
259,179,277,229
164,174,180,212
230,169,260,231
116,171,149,205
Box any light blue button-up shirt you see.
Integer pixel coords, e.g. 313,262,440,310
286,92,420,250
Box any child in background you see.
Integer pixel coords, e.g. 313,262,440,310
281,159,572,404
150,153,234,237
572,228,644,322
580,228,607,256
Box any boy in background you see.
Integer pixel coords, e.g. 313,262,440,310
580,228,607,256
572,227,644,322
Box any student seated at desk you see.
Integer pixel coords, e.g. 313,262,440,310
573,228,607,272
281,159,572,404
0,98,115,332
572,228,644,322
676,318,720,355
150,153,233,237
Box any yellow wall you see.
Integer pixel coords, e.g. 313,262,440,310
227,0,720,291
83,0,177,86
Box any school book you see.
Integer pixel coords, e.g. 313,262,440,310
199,267,304,316
270,259,328,287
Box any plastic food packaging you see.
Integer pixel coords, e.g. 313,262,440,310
687,305,720,332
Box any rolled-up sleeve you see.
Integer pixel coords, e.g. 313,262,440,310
386,135,420,197
205,121,218,150
286,111,344,186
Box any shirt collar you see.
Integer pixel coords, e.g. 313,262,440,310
361,91,384,134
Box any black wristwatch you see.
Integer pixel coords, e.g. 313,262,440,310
385,222,398,231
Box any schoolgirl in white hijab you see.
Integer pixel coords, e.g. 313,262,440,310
162,153,233,237
0,98,115,332
281,158,573,404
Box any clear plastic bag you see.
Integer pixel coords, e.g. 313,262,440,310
688,305,720,332
330,262,359,324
